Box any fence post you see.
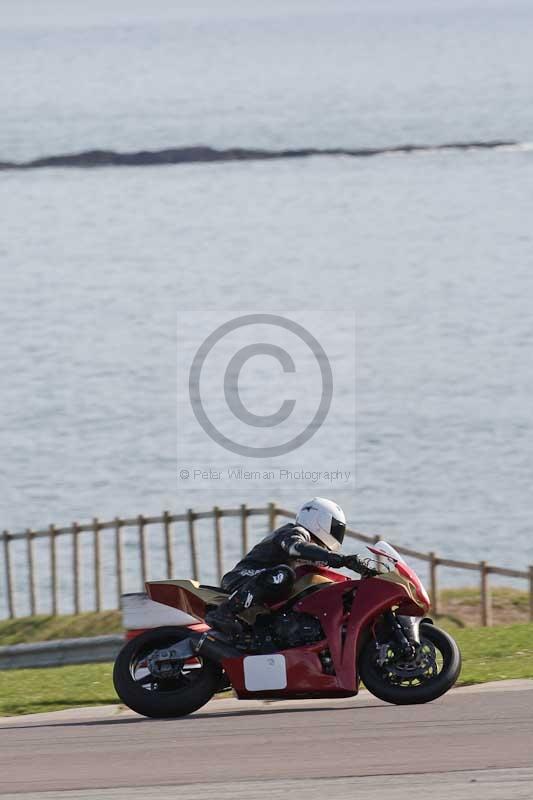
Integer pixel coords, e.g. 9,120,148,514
49,524,57,615
92,518,102,612
268,501,277,531
114,517,123,606
138,514,147,588
187,509,199,581
529,565,533,623
240,504,249,556
429,552,439,615
26,529,36,616
480,561,492,627
72,522,81,614
2,531,14,619
163,510,173,579
213,506,223,583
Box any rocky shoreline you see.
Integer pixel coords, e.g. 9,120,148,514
0,140,517,170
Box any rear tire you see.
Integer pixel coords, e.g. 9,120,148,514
113,626,222,718
359,622,461,705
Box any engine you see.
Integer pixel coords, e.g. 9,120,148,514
270,611,324,649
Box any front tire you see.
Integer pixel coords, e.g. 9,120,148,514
359,622,461,705
113,626,222,718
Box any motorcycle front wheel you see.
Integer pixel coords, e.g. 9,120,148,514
359,621,461,705
113,626,222,718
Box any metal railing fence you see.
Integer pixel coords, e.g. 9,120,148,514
1,502,532,626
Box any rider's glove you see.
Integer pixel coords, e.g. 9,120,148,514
342,554,379,577
324,552,346,569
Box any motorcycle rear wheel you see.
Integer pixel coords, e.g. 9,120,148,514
359,622,461,705
113,626,222,718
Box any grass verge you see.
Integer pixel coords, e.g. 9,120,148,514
0,622,532,716
453,623,533,684
0,663,116,716
440,587,530,626
0,611,122,645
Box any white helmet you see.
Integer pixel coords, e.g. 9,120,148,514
295,497,346,552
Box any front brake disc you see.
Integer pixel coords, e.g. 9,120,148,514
379,640,438,681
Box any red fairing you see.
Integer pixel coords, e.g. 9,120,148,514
146,582,207,619
223,643,346,699
295,577,413,692
223,575,420,698
396,561,431,608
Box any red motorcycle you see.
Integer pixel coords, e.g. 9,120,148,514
113,541,461,717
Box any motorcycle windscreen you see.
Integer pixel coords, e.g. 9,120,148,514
367,540,402,564
367,540,430,608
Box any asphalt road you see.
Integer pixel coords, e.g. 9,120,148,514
1,680,532,800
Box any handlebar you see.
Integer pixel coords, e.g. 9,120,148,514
343,554,381,577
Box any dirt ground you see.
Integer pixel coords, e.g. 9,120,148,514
438,588,531,627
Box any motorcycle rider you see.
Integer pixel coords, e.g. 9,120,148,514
206,497,376,636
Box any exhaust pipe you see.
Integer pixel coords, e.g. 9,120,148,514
145,631,239,678
192,631,241,661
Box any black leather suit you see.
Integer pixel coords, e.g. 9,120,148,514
220,522,347,607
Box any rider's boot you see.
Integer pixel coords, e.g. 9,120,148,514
205,585,255,637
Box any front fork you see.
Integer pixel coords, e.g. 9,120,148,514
378,612,422,662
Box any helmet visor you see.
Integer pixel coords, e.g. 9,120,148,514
330,518,346,547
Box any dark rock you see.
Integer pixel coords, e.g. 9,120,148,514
0,140,519,171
